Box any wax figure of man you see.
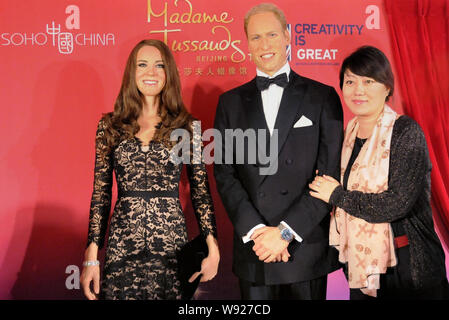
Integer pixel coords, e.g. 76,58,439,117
214,3,344,299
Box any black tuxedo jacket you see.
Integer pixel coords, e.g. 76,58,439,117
213,70,344,284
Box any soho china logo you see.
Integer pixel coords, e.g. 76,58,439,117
1,5,116,54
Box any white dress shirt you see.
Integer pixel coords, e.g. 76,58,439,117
258,62,291,136
242,62,302,244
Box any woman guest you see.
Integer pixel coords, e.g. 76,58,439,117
309,46,448,299
80,39,219,300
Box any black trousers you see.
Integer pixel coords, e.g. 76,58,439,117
239,275,327,300
347,245,449,300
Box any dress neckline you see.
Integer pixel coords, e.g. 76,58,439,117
134,135,153,147
134,121,162,146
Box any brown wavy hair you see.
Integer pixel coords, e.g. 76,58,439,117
100,39,193,157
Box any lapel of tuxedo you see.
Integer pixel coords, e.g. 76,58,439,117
254,71,307,185
273,70,307,158
242,78,271,185
242,73,307,184
243,78,269,135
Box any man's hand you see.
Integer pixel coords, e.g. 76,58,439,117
250,226,290,263
275,248,291,263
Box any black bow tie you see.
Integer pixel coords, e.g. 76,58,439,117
256,73,288,91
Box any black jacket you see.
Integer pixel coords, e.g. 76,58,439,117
214,70,344,284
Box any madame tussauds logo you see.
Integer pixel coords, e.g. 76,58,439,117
1,5,116,54
147,0,246,63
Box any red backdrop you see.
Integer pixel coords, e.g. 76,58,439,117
0,0,446,299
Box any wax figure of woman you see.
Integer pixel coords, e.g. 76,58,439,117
309,46,448,299
80,39,219,300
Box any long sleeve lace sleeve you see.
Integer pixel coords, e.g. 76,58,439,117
186,123,217,239
86,118,113,249
187,163,217,239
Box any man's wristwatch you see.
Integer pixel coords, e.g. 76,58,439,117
278,224,294,242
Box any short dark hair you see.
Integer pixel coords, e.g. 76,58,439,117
339,46,394,101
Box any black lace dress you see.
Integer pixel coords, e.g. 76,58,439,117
86,118,217,300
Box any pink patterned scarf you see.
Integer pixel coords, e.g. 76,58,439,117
329,105,398,297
